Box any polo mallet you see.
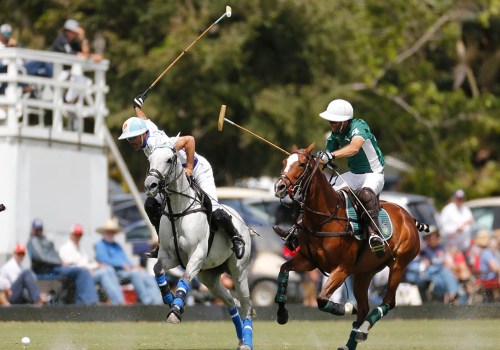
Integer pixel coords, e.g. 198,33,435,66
141,6,232,97
218,105,290,155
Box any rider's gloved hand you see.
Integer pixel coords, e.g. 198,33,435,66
133,93,147,109
318,151,335,163
317,151,336,169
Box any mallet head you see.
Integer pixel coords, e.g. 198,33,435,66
226,6,232,18
218,105,226,131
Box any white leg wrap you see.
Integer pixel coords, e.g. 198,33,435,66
358,320,371,334
344,302,354,315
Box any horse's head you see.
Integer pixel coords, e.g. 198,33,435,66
144,145,178,198
274,143,316,200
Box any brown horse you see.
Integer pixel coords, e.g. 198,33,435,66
273,144,423,350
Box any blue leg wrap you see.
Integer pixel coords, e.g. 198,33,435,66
173,279,190,309
242,317,254,350
155,273,174,305
228,306,243,340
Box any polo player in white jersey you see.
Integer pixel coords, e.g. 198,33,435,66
117,95,245,259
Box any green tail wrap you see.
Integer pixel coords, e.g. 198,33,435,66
274,271,289,303
366,303,390,326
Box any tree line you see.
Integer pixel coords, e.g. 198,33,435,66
2,0,499,207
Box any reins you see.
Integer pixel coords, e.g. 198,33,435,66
285,151,351,234
284,151,355,277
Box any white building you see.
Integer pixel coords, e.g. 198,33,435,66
0,48,111,264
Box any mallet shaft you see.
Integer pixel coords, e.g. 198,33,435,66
146,7,232,93
224,118,290,155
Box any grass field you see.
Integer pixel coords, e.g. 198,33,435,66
1,319,499,350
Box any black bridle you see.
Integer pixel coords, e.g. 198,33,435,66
279,151,350,232
279,150,355,277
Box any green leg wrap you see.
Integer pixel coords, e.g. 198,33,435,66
346,321,361,350
318,300,345,316
274,271,289,303
366,303,390,326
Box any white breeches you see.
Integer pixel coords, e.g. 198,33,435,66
329,171,384,195
192,155,220,209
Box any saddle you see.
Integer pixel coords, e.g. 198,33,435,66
339,189,393,240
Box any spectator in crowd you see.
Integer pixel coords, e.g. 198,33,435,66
59,224,125,305
0,244,43,305
51,19,102,61
94,218,161,305
0,275,9,304
27,218,99,305
418,226,461,303
1,23,29,95
475,230,500,302
445,245,472,304
0,24,17,48
440,189,475,254
24,18,102,79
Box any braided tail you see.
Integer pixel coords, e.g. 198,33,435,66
414,219,430,233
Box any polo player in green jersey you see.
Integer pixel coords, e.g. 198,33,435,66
274,99,386,254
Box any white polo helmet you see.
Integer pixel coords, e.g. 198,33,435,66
319,99,353,122
118,117,148,140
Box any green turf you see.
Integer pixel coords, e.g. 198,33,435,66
0,319,498,350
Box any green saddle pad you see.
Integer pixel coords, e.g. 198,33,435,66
342,191,393,240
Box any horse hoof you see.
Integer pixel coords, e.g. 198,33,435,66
238,345,252,350
167,308,182,324
337,346,349,350
355,330,368,342
277,312,289,325
166,313,181,324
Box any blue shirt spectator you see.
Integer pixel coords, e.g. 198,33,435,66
94,218,161,305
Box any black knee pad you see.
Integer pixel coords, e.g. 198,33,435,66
213,208,231,221
144,197,161,219
358,188,379,211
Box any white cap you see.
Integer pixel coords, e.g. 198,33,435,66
64,19,79,33
0,24,12,37
118,117,149,140
319,99,353,122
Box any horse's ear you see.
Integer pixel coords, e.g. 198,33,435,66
171,132,181,148
306,143,315,154
291,145,298,152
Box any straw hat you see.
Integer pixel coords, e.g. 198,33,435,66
96,218,122,234
475,229,490,248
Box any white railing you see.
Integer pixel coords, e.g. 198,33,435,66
0,48,109,145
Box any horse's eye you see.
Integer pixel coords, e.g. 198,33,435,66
299,163,306,168
166,158,173,164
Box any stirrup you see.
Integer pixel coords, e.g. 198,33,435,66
369,234,385,254
273,225,289,238
284,232,299,251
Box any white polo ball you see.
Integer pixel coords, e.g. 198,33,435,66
21,337,30,345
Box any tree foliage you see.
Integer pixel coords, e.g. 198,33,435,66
2,0,499,207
